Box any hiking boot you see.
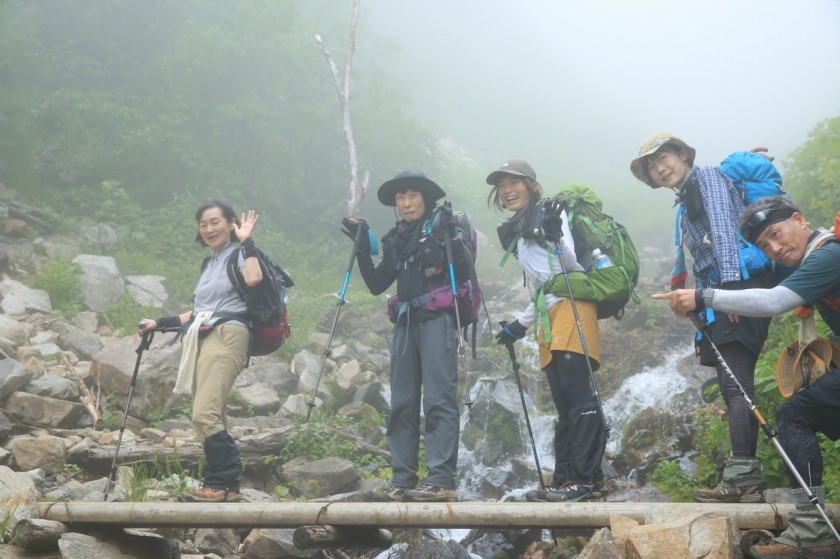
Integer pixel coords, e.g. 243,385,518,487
544,484,594,503
402,484,459,503
590,482,609,499
525,485,564,502
693,482,766,503
177,487,241,503
750,541,839,558
382,485,414,502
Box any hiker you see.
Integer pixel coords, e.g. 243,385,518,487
630,134,773,504
343,171,471,503
138,200,262,502
487,159,606,503
654,196,839,559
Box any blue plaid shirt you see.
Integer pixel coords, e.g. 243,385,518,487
679,166,747,287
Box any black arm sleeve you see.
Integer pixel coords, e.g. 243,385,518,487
357,236,398,296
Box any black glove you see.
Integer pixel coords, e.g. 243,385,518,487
496,320,527,345
341,217,371,254
435,202,455,240
541,199,564,242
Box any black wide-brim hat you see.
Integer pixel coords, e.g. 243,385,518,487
377,170,446,207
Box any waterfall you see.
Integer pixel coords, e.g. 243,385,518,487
455,346,699,498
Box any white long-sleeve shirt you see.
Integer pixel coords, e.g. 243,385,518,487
515,210,579,327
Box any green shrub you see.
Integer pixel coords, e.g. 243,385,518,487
280,410,388,470
28,258,83,317
648,460,704,502
106,294,159,336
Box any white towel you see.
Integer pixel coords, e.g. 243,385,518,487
173,310,214,395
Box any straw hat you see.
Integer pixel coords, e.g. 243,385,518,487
775,338,835,397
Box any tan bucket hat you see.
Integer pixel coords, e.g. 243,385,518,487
775,338,835,397
630,132,696,188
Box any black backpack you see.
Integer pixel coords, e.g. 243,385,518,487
226,246,293,366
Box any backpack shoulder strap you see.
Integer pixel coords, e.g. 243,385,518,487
226,249,247,298
802,230,838,264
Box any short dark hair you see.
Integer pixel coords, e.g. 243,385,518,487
740,196,801,244
194,200,240,246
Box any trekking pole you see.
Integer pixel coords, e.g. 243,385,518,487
506,343,545,489
550,239,609,438
688,313,840,541
306,219,367,421
442,202,473,411
104,330,154,501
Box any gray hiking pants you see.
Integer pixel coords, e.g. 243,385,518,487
388,312,460,490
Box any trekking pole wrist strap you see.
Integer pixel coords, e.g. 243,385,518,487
240,238,258,258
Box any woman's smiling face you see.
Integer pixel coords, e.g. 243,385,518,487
496,175,534,212
198,206,234,253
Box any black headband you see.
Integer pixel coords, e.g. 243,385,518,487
741,208,795,244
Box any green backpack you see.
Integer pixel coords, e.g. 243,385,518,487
540,183,640,321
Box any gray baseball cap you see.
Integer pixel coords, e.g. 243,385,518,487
485,159,537,185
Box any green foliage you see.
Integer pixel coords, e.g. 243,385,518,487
172,396,194,423
28,259,83,317
0,505,20,545
648,460,704,502
785,115,840,226
99,391,120,431
61,463,82,479
118,449,203,502
280,409,388,470
107,294,159,336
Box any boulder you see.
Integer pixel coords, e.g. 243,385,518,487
0,465,39,541
0,358,33,401
72,254,126,312
21,374,80,401
624,511,740,559
12,435,67,475
242,528,317,559
280,457,361,499
0,278,51,313
4,392,89,429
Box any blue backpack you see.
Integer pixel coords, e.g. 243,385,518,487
672,151,787,290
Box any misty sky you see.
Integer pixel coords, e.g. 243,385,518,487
362,0,840,239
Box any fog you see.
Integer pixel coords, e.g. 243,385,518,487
363,0,840,243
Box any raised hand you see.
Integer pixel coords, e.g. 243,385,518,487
234,210,260,241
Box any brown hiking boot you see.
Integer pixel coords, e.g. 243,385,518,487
382,484,414,502
750,541,839,558
402,484,458,503
693,482,766,503
177,487,241,502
